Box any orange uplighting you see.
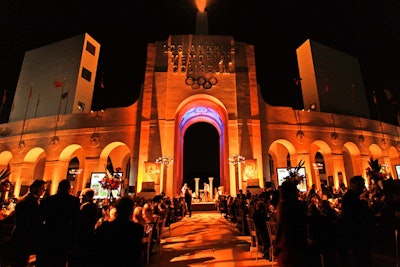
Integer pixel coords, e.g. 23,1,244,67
196,0,207,12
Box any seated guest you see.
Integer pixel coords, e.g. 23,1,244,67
142,203,157,251
133,206,147,227
94,197,144,267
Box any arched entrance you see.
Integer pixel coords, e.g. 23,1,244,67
183,122,220,192
173,95,229,196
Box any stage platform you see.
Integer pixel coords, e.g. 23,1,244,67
192,201,217,211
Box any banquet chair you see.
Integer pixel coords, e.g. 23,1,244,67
156,217,166,253
234,208,245,235
266,220,278,266
142,224,154,265
246,217,262,260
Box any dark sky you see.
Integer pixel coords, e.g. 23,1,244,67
1,0,399,124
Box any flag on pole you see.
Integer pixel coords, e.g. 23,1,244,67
325,82,329,92
54,81,64,88
351,84,356,99
100,71,105,89
1,90,6,104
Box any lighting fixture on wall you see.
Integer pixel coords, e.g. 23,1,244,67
76,101,85,111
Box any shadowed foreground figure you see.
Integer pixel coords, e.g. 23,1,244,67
94,196,144,267
12,179,47,267
340,175,374,267
275,180,309,267
36,179,80,267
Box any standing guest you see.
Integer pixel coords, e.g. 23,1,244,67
245,189,252,199
236,189,245,201
36,179,80,267
70,188,99,267
341,175,374,267
12,179,47,267
203,182,210,201
181,183,188,196
275,180,309,267
184,188,192,217
94,197,144,267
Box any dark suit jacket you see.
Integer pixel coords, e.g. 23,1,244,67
38,192,80,254
94,219,144,267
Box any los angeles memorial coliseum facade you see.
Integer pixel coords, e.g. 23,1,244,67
1,10,399,199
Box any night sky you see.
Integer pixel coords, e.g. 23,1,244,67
1,0,399,125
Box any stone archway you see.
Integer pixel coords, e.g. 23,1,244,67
174,95,229,196
183,122,220,193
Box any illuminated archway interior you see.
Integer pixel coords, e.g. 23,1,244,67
175,99,229,194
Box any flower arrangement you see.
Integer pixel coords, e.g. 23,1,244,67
99,176,121,190
286,159,306,185
366,157,387,183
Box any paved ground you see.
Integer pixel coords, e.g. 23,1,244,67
150,211,273,267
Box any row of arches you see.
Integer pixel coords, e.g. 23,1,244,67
0,142,131,197
268,138,400,191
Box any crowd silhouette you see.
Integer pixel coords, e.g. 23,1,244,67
0,174,399,267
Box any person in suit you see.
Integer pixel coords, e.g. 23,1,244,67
12,179,47,267
181,183,188,196
36,179,80,267
94,196,144,267
70,188,99,267
275,180,309,267
184,188,192,217
341,175,374,267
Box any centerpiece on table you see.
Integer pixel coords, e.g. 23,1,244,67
99,173,122,203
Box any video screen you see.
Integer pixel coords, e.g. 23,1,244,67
396,165,400,179
90,172,123,199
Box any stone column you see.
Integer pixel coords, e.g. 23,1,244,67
208,177,214,200
238,163,243,190
194,178,200,199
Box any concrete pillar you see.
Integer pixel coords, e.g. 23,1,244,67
238,163,243,190
208,177,214,200
195,177,200,199
44,160,69,195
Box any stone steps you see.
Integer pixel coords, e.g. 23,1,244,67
192,201,217,211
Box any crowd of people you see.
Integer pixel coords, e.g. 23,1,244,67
1,174,399,267
217,175,400,267
0,179,186,267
